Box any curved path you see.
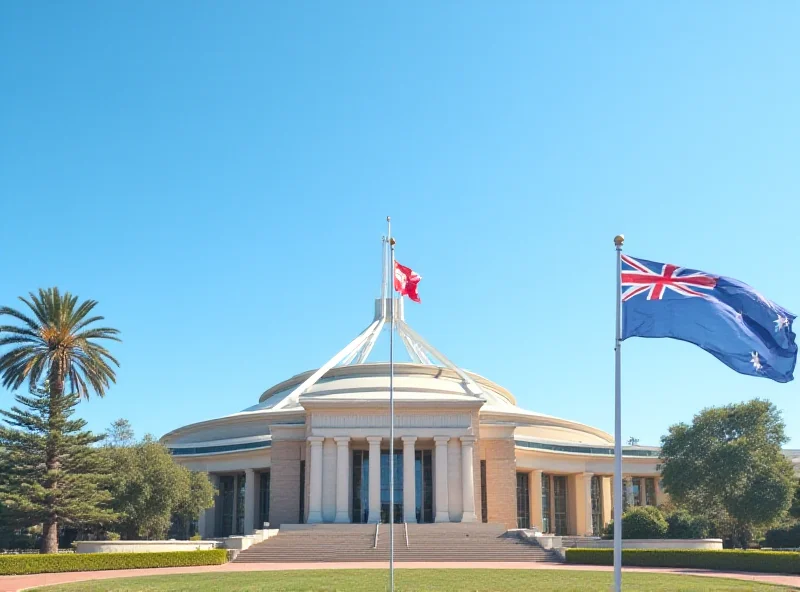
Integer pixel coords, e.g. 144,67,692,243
2,561,799,592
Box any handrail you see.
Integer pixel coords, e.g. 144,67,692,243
373,523,380,549
404,522,409,548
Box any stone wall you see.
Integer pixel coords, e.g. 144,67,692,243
269,439,303,527
480,438,517,529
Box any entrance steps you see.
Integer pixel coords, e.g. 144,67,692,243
233,523,561,563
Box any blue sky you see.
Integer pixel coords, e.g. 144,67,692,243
1,2,798,446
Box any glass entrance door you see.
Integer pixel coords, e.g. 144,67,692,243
590,476,603,536
218,476,235,537
380,450,403,523
553,476,568,535
415,450,433,523
352,450,369,523
516,472,531,529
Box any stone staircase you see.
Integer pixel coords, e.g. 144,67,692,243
234,523,561,563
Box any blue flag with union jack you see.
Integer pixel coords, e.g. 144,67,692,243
621,255,797,383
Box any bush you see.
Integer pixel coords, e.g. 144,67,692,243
565,548,800,573
665,510,711,539
604,507,668,539
764,523,800,549
0,549,227,576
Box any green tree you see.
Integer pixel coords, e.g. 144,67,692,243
172,472,216,539
105,418,135,448
0,385,116,549
106,436,214,540
0,288,120,553
660,399,795,548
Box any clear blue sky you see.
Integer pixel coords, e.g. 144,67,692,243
1,2,798,446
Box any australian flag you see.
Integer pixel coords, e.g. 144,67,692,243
621,255,797,383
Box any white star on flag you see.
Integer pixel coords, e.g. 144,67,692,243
775,315,790,331
750,352,763,372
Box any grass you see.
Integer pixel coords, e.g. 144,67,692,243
28,569,796,591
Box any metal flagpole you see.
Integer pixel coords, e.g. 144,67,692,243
387,216,395,592
613,234,625,592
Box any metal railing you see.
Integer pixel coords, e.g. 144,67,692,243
373,523,380,549
404,522,409,548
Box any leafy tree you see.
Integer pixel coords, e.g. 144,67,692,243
665,509,711,539
105,418,135,448
789,479,800,520
105,436,214,540
171,472,216,539
0,385,116,548
0,288,120,553
660,399,795,548
604,506,668,539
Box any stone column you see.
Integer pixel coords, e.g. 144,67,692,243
582,472,594,536
654,477,667,507
434,436,450,522
307,437,325,523
367,436,382,523
460,436,477,522
334,437,351,523
244,469,257,534
601,476,613,527
402,436,417,523
530,469,543,531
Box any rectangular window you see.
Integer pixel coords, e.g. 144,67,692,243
415,450,433,523
541,473,551,533
352,450,369,524
236,473,246,535
218,476,235,537
516,472,531,529
480,460,488,523
632,477,643,506
590,476,603,536
259,470,271,527
299,460,305,523
553,476,568,536
645,477,656,507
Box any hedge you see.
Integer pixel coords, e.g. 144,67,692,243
0,549,228,576
565,548,800,574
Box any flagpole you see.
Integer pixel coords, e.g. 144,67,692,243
387,216,395,592
613,234,625,592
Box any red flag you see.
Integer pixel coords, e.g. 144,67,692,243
394,261,421,303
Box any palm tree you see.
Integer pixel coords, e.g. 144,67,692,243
0,287,120,553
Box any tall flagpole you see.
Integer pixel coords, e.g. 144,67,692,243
613,234,625,592
387,216,395,592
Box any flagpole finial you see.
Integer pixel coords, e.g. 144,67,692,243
614,235,625,247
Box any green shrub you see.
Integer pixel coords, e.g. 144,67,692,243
665,510,710,539
764,523,800,548
604,506,669,539
565,548,800,574
0,549,227,576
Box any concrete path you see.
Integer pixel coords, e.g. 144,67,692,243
2,561,799,591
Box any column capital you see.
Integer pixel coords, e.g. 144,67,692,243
308,436,324,445
366,436,382,444
334,436,351,445
460,436,477,445
245,468,255,476
531,468,543,476
581,472,594,478
433,436,451,445
401,436,418,445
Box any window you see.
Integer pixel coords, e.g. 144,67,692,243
299,460,305,523
590,476,603,536
259,471,270,527
480,460,488,523
236,474,246,534
632,478,643,506
553,476,568,536
645,477,656,507
516,472,530,529
352,450,369,524
415,450,433,523
541,473,551,533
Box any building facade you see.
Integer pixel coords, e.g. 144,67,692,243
162,296,664,539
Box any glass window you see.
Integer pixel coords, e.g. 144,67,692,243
541,473,551,533
380,450,403,523
299,460,305,523
632,477,642,506
352,450,369,523
480,460,488,523
590,476,603,536
236,474,246,535
553,476,568,536
415,450,433,523
259,470,270,527
645,477,656,507
516,472,530,529
218,476,235,537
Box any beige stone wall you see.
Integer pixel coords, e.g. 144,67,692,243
480,438,517,529
268,440,303,528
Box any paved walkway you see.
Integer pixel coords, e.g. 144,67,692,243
2,561,799,591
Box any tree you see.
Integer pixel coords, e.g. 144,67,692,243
105,436,214,540
0,288,120,553
172,472,216,539
0,385,116,548
105,418,135,448
660,399,795,548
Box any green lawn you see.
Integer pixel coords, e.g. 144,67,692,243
28,569,796,592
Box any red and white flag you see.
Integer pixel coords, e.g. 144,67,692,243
394,261,421,303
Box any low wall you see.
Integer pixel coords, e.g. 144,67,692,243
76,540,218,554
578,539,723,550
